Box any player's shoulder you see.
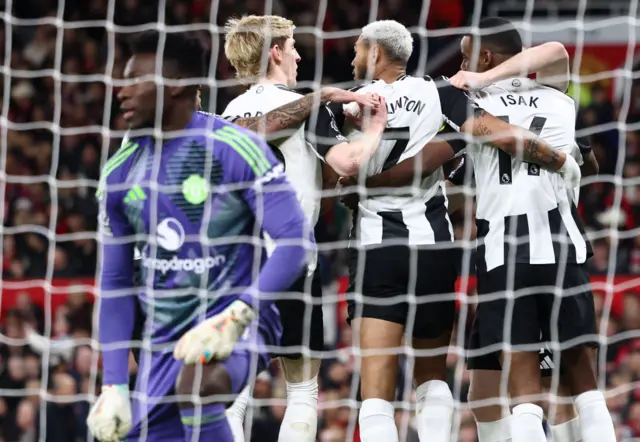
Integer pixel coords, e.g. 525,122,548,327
224,84,302,116
211,115,265,145
491,78,573,102
212,118,281,180
96,136,145,200
100,136,143,182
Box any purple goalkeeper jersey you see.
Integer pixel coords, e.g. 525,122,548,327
97,111,312,385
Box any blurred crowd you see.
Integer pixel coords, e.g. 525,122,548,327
1,0,639,441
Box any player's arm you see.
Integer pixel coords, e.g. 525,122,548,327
174,125,312,365
308,99,387,177
233,87,378,136
87,184,135,441
449,42,570,92
577,136,599,176
96,196,136,385
445,156,473,215
363,124,466,192
436,79,578,176
237,139,312,310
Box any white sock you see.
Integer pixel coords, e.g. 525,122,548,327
550,417,581,442
510,403,547,442
476,416,512,442
415,380,454,442
226,386,251,442
277,376,319,442
575,390,616,442
359,398,399,442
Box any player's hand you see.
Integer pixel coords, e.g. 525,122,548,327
364,96,387,131
320,87,379,109
87,384,132,442
557,153,581,202
173,299,255,364
448,71,491,91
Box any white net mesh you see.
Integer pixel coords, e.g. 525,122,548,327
1,0,640,441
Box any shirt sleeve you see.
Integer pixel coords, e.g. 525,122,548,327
216,124,312,311
97,183,137,386
576,135,591,155
438,123,468,155
307,105,349,158
434,76,484,130
447,155,474,187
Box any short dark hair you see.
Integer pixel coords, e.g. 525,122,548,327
129,30,205,80
471,17,522,56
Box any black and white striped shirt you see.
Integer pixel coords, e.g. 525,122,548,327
452,78,593,272
318,75,473,248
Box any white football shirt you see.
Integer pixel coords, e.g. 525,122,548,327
322,75,475,247
465,78,591,272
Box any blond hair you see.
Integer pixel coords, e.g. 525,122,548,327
224,15,295,81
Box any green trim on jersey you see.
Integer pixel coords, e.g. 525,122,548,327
213,126,271,176
96,140,141,200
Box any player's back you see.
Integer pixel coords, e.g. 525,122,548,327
468,78,589,271
347,75,453,246
223,83,322,227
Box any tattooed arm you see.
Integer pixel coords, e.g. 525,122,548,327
434,77,569,172
234,87,378,136
461,110,566,171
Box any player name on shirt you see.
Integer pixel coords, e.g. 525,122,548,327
331,75,476,248
464,78,592,272
499,94,540,108
386,95,427,115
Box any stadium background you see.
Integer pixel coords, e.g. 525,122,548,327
0,0,639,440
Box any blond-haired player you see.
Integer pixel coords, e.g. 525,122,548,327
222,15,387,442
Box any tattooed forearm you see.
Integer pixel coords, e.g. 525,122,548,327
474,110,493,137
523,138,563,170
470,109,564,171
235,92,318,134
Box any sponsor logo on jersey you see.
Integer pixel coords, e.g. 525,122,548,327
141,218,225,274
124,185,147,205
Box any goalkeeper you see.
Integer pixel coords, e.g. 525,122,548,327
86,30,329,442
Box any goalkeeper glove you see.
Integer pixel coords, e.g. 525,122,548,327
87,384,132,442
173,299,255,364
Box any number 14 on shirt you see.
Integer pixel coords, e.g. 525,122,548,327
496,115,547,184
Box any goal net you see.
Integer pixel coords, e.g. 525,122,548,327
1,0,639,441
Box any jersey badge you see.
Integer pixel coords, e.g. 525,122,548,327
256,86,264,94
182,174,209,205
512,79,521,87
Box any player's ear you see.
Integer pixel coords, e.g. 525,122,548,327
169,77,187,98
372,45,380,63
482,50,493,68
270,44,282,63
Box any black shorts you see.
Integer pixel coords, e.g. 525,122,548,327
467,263,597,371
346,245,458,339
273,267,324,359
